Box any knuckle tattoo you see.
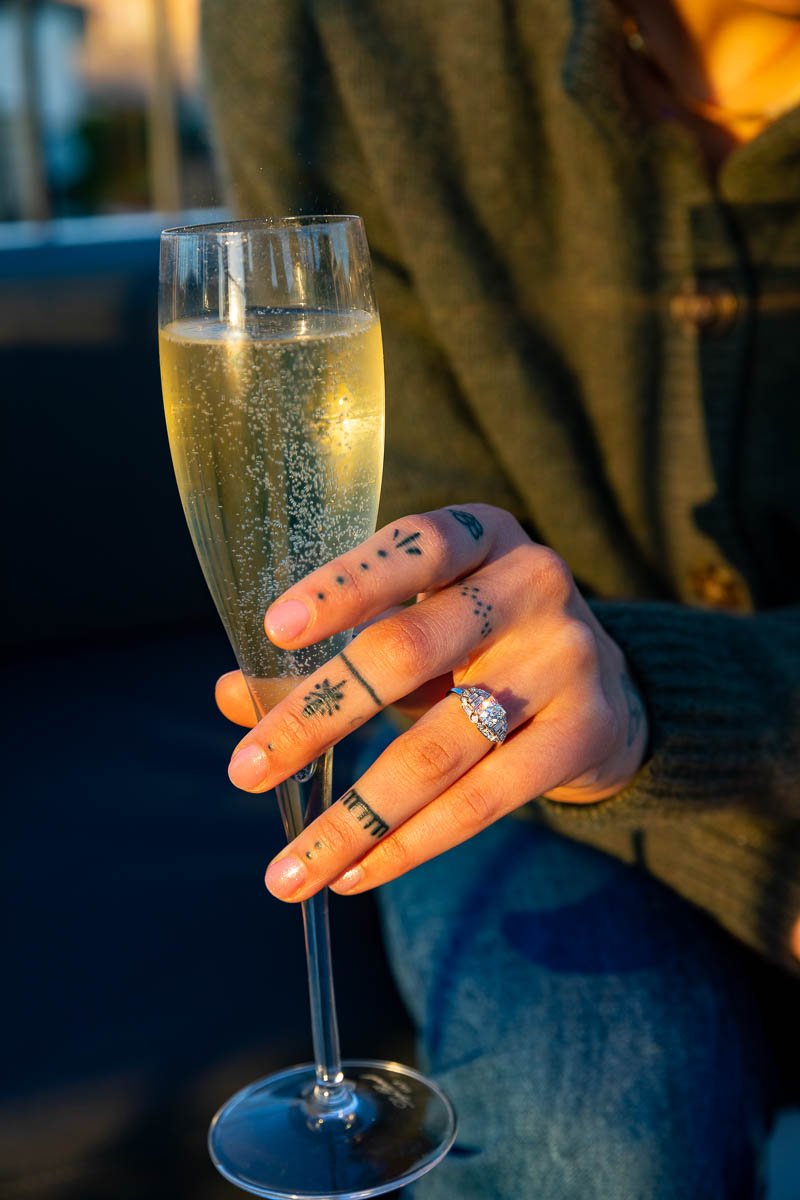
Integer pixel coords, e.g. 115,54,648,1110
459,581,494,638
447,508,484,541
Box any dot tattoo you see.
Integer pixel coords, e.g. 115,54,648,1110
336,575,346,585
460,584,493,638
340,787,389,838
449,509,484,540
302,678,348,718
361,562,369,570
377,549,388,558
340,651,383,707
317,592,326,600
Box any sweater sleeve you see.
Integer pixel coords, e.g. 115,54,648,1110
522,600,800,974
584,600,800,820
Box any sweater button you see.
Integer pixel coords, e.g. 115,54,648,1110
687,562,749,611
670,282,738,335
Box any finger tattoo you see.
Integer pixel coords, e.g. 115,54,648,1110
340,787,390,838
340,651,383,707
302,678,347,718
448,509,484,540
392,528,423,555
460,583,493,638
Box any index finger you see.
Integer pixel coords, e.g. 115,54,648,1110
264,504,501,649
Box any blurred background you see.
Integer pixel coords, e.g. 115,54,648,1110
1,0,214,222
1,3,798,1198
2,4,412,1198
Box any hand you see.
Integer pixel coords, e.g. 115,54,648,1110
216,504,648,902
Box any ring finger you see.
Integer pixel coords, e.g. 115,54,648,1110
260,664,546,901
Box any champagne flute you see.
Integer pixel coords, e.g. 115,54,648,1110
158,217,456,1199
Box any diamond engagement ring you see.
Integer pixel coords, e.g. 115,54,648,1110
450,686,508,744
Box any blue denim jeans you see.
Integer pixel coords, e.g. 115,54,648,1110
377,818,776,1200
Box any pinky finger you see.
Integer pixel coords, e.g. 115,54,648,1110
329,715,573,894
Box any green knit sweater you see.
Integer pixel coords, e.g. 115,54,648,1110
202,0,800,975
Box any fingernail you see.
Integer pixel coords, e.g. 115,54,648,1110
267,599,310,641
265,855,307,898
228,743,270,789
330,866,364,893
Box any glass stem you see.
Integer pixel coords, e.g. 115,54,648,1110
275,749,350,1110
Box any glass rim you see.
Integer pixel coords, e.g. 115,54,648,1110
160,214,363,238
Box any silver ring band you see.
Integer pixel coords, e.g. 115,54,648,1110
450,686,508,744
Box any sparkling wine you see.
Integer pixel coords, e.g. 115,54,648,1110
160,219,455,1200
160,308,384,709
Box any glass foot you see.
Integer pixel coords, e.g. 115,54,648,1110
208,1059,457,1199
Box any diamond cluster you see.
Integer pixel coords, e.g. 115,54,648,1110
457,687,507,744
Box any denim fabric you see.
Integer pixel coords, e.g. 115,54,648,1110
377,819,776,1200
